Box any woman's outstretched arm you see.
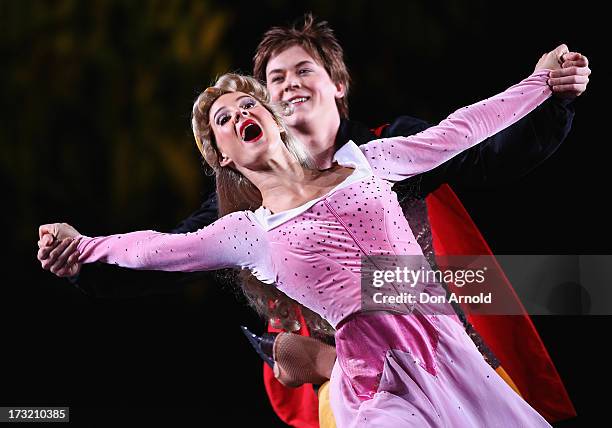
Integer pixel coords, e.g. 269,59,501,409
38,211,272,279
362,46,569,182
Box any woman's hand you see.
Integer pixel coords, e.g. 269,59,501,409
39,223,81,240
534,44,569,72
37,223,82,277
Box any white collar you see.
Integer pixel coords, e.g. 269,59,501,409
253,140,373,231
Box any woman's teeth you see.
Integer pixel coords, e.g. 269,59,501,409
290,97,308,104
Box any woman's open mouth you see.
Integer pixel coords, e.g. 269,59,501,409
240,119,263,143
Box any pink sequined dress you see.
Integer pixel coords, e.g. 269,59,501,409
76,71,554,427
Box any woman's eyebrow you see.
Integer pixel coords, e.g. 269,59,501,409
212,106,227,123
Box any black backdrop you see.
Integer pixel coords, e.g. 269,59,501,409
1,0,608,426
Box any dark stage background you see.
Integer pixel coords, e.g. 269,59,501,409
2,0,608,426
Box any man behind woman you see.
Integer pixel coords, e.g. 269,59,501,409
38,14,589,427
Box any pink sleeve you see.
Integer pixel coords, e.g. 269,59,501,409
75,211,272,278
360,70,553,181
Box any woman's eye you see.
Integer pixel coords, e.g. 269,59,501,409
298,69,311,75
218,115,230,125
242,100,256,109
271,76,283,83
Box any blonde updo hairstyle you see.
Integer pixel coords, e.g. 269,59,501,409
191,73,335,337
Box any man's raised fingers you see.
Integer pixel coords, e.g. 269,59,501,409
551,83,587,94
55,260,79,277
561,52,580,61
38,233,55,249
562,53,588,68
47,239,72,264
562,59,589,70
549,66,591,78
548,75,589,87
39,224,58,240
37,239,61,260
50,240,79,273
66,252,80,266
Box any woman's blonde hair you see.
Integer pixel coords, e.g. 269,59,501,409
191,73,335,336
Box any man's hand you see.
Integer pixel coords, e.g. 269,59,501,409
549,51,591,99
38,223,82,277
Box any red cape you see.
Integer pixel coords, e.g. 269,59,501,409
263,185,576,427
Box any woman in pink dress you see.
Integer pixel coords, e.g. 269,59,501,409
39,49,565,427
